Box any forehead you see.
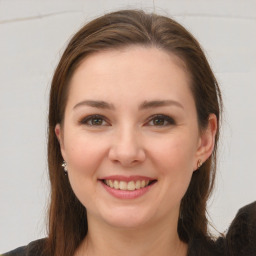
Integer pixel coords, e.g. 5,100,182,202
73,46,188,81
67,46,194,108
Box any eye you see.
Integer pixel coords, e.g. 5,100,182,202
146,114,176,126
80,115,109,126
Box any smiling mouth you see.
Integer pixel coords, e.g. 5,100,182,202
101,179,157,191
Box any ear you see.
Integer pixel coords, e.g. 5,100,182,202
55,123,66,160
194,114,217,170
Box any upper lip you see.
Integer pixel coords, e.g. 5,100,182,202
99,175,156,182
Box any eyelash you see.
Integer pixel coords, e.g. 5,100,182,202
79,114,109,126
146,114,176,126
79,114,176,127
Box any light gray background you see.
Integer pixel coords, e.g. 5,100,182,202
0,0,255,253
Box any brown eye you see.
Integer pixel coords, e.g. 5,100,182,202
90,117,103,125
147,115,176,126
152,117,165,126
80,115,108,126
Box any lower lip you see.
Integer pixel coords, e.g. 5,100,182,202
101,181,155,199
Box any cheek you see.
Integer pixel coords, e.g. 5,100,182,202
63,133,109,207
63,133,108,176
150,134,197,194
151,134,197,173
145,135,197,215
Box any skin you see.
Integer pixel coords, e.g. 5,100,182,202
55,46,217,256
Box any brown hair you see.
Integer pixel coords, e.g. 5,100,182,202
46,9,222,255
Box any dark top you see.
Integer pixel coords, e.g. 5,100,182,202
2,201,256,256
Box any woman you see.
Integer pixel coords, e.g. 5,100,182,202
3,9,255,256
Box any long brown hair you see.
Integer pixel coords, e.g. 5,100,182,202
46,9,222,255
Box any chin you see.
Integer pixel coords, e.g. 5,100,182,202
99,206,155,229
106,216,150,229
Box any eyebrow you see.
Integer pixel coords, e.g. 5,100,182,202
73,99,184,110
139,100,184,110
73,100,115,110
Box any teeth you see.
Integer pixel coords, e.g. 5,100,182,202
119,181,127,190
127,181,135,190
135,180,140,189
104,179,151,191
109,180,114,188
113,180,119,189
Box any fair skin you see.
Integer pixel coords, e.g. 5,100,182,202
55,46,217,256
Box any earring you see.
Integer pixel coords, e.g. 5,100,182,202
197,159,203,169
62,161,68,175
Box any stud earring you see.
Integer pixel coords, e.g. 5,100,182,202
197,159,203,169
62,161,68,175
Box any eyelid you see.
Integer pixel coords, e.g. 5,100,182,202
78,114,175,127
79,114,110,126
145,114,176,126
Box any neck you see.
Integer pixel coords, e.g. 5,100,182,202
75,215,187,256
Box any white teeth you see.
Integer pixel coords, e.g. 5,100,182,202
104,179,151,190
119,181,127,190
127,181,136,190
113,180,119,189
135,180,140,189
109,180,114,188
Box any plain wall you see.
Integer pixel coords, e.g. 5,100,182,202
0,0,256,253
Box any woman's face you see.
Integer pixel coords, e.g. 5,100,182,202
56,46,212,229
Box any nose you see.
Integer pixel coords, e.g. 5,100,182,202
108,127,146,167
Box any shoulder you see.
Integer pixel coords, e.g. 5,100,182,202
188,201,256,256
225,201,256,256
2,238,47,256
188,235,224,256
